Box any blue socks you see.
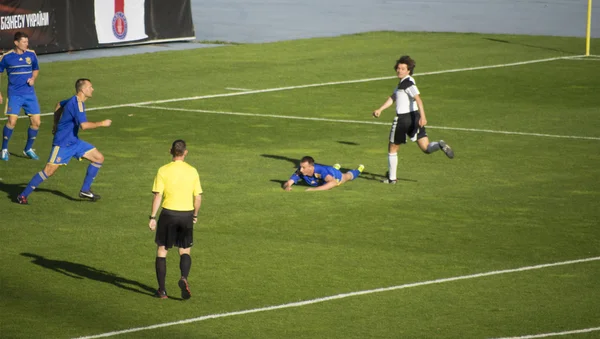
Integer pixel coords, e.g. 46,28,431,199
349,169,360,180
21,171,49,197
81,162,102,192
2,126,39,150
2,125,13,149
24,127,38,151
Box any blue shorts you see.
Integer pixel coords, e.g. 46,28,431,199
47,140,95,165
4,94,41,116
332,169,343,185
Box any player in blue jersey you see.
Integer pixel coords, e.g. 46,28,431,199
283,156,364,191
0,32,42,161
16,78,112,204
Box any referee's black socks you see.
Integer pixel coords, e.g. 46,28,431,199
180,254,191,279
155,257,167,291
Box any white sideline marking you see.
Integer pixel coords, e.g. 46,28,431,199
1,55,580,122
73,256,600,339
225,87,253,91
568,58,600,61
490,327,600,339
565,55,600,61
138,105,600,141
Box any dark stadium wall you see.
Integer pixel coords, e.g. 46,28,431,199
0,0,195,55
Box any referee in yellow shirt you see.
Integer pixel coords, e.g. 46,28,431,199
148,139,202,300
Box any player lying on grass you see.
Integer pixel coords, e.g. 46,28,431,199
283,156,364,191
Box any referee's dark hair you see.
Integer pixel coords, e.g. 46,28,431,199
171,139,187,156
394,55,416,75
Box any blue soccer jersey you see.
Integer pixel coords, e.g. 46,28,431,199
290,164,342,187
0,49,39,96
53,96,88,147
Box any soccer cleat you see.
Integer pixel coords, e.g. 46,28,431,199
438,140,454,159
79,190,101,201
178,277,191,300
333,163,341,170
357,164,365,173
1,149,8,161
16,195,28,204
23,149,39,160
154,289,168,299
381,178,397,184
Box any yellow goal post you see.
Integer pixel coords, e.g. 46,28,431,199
586,0,593,55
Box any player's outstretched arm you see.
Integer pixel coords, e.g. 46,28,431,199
306,176,337,191
373,96,394,118
81,119,112,130
283,179,295,191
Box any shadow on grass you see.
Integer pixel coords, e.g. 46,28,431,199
270,179,287,189
20,253,176,299
483,37,579,55
0,181,81,202
261,154,300,168
9,151,31,159
337,141,359,146
340,169,417,183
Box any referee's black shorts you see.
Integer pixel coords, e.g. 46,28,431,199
389,111,428,144
155,208,194,249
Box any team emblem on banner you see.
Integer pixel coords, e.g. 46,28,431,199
95,0,147,44
112,11,128,40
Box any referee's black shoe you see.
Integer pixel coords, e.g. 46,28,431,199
79,190,101,201
179,277,192,300
154,289,168,299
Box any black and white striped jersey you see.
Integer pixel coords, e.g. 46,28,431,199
391,75,420,114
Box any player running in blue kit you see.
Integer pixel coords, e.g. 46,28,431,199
16,78,112,204
283,156,364,191
0,32,42,161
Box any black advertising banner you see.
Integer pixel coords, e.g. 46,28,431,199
145,0,195,41
0,1,56,53
0,0,195,55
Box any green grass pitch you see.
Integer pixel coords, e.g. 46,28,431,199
0,32,599,338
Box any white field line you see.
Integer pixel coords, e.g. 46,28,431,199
1,55,580,122
225,87,253,91
137,105,600,141
565,55,600,61
73,256,600,339
490,327,600,339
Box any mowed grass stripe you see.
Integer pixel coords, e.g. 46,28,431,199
490,326,600,339
134,105,600,141
1,55,578,121
74,256,600,339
